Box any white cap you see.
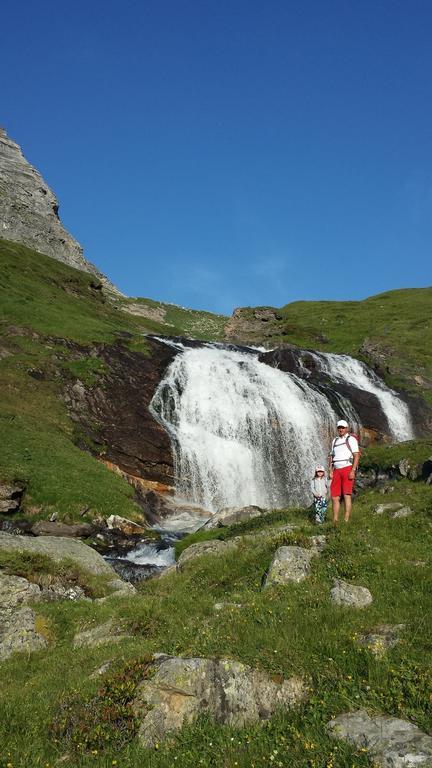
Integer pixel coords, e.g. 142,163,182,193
337,419,348,428
315,465,326,472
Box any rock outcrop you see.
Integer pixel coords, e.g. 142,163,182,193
133,655,308,747
0,129,95,274
0,573,48,660
176,539,239,570
0,532,116,576
0,128,122,295
0,482,24,514
204,505,265,529
328,710,432,767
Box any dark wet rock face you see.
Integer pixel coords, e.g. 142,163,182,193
65,337,176,490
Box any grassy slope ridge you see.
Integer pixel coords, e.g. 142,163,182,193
1,481,431,767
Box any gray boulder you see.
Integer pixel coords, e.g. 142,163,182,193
0,482,23,500
30,521,94,538
204,505,265,530
176,539,239,570
95,578,137,602
328,710,432,767
41,584,88,602
0,498,20,514
264,546,318,588
390,506,413,519
330,579,373,608
0,572,41,608
133,655,308,747
0,606,48,660
0,482,23,514
0,532,116,576
0,572,48,660
373,503,404,515
373,502,413,518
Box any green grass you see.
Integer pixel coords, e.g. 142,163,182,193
360,438,432,473
1,479,431,767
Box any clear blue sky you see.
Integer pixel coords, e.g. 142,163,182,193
2,1,431,314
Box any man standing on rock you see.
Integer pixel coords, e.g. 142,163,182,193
328,420,360,524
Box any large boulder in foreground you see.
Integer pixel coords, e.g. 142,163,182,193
133,655,308,747
0,532,116,576
328,710,432,767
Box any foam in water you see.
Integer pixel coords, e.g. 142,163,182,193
126,542,176,567
151,346,338,511
312,352,413,441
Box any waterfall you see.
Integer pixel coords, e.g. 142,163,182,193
311,352,414,441
150,346,338,511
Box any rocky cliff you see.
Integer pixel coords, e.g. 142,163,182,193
0,128,113,286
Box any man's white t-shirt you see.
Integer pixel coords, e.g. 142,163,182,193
331,434,359,468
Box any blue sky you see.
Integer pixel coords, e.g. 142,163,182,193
2,1,431,314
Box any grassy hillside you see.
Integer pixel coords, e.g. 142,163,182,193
1,478,431,767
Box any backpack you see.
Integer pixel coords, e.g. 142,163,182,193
331,433,361,466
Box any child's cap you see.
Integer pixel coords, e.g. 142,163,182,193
315,465,326,473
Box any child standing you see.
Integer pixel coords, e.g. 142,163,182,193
311,465,329,524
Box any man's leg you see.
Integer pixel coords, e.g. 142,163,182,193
343,494,352,522
332,496,340,524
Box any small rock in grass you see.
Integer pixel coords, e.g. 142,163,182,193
330,579,372,608
213,602,242,611
328,710,432,767
390,506,413,518
356,624,405,656
373,503,404,515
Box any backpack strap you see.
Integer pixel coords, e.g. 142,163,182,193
331,434,356,467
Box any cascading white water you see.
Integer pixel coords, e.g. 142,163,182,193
150,346,339,511
312,352,414,441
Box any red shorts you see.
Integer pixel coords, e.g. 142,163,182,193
331,466,354,497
